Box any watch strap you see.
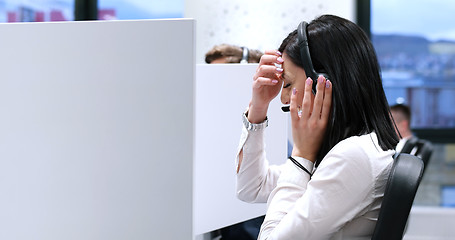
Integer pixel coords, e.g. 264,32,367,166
242,112,268,131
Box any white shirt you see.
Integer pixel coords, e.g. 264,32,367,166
236,125,395,240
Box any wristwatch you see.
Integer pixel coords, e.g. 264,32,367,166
242,111,268,131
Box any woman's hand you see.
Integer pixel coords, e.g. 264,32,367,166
248,50,284,123
290,76,332,162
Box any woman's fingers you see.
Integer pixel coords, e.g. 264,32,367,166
293,76,332,123
258,54,282,66
258,50,283,69
255,50,283,81
290,77,314,122
263,49,282,58
249,50,284,123
290,87,303,123
253,77,281,87
289,75,332,162
301,77,314,118
321,79,332,124
310,76,332,122
311,76,325,120
253,64,282,81
264,49,282,55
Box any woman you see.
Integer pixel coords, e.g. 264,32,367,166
236,15,399,239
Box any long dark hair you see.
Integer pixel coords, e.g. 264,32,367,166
279,15,399,166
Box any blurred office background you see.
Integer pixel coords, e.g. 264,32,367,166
370,0,455,208
1,0,454,230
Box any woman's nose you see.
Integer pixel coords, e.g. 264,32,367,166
281,90,290,105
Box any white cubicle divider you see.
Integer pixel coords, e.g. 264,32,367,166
194,64,288,235
0,19,194,240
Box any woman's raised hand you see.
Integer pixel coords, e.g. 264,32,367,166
290,76,332,162
248,50,284,123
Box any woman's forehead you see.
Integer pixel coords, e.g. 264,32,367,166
282,54,300,79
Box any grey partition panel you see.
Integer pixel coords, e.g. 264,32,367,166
0,19,194,240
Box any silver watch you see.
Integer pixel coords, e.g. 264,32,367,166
242,112,268,131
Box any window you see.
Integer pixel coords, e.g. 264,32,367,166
98,0,184,20
0,0,74,22
371,0,455,129
370,0,455,207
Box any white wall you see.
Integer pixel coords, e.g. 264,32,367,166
185,0,356,63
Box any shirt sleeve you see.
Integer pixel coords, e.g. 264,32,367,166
236,123,283,203
258,142,374,240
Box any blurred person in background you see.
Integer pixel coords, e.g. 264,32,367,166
390,104,414,153
205,44,263,64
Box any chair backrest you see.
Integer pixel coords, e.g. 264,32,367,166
400,137,419,154
371,153,424,240
414,139,434,169
399,137,434,173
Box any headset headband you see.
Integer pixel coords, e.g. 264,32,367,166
298,21,327,94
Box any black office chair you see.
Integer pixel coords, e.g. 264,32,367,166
400,137,419,154
399,137,433,173
371,153,424,240
414,139,433,170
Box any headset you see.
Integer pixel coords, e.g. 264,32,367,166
281,21,329,112
240,46,249,64
298,21,330,94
